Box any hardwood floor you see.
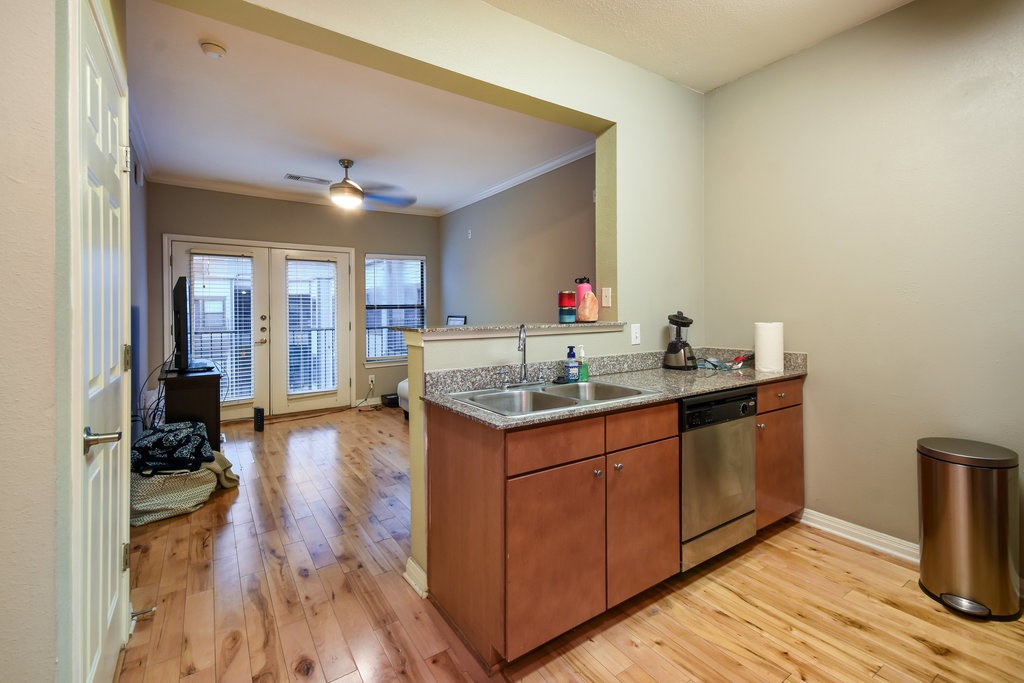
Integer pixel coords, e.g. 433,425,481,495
119,407,1024,683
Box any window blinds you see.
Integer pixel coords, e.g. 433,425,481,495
285,259,337,395
365,256,425,360
188,253,253,402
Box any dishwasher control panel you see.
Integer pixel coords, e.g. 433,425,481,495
680,388,757,430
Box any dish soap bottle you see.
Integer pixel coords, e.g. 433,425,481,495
578,345,589,381
564,345,580,383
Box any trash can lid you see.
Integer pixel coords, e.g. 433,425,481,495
917,437,1018,468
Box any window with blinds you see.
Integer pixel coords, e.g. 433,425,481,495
189,254,253,402
286,259,337,395
365,255,425,361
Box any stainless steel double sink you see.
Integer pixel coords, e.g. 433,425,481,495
449,380,656,417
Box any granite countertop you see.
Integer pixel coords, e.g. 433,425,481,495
393,321,627,339
423,364,807,430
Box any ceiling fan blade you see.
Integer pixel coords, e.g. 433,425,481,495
358,181,397,193
364,191,417,208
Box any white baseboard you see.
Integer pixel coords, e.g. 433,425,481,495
794,508,920,565
403,557,428,598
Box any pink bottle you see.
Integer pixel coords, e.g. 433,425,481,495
575,276,592,302
575,276,598,322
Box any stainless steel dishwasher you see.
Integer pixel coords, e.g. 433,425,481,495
680,388,758,570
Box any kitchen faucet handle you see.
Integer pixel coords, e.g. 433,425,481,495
494,367,512,388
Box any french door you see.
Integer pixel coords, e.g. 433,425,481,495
168,238,352,418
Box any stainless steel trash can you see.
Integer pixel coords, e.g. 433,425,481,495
918,437,1020,619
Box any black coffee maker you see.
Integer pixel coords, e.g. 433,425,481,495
663,311,698,371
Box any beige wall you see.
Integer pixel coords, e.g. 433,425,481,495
145,183,441,397
440,155,596,325
704,0,1024,547
0,2,58,679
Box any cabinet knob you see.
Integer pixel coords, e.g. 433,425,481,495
776,392,786,398
757,423,766,430
613,463,623,471
593,468,603,478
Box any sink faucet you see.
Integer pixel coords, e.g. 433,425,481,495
517,324,528,383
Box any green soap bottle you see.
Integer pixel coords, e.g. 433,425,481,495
578,345,589,381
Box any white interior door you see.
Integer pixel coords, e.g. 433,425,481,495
169,238,352,419
74,1,131,680
269,250,351,414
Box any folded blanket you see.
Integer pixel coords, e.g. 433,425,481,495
131,421,213,476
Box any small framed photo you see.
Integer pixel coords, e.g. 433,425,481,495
446,315,467,326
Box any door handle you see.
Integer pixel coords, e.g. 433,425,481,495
255,338,268,345
83,426,122,455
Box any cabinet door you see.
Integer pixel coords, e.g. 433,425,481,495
756,405,804,529
607,438,680,606
506,457,606,660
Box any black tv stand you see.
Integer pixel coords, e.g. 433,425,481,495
159,367,222,448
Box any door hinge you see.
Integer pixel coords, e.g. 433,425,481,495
121,146,131,174
122,343,132,372
121,542,130,572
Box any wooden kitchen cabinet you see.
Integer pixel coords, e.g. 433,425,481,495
426,400,681,668
606,437,680,607
506,457,606,660
755,378,805,529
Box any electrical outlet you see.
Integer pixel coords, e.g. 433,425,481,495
368,374,375,389
601,287,612,307
630,324,641,345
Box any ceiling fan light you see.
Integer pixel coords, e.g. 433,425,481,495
330,180,363,209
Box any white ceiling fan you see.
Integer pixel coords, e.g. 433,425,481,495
328,158,417,210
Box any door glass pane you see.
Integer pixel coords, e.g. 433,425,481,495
286,259,337,395
189,254,253,401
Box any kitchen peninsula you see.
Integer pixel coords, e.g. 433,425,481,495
419,342,807,669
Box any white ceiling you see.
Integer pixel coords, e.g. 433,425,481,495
483,0,916,93
126,0,596,216
127,0,915,216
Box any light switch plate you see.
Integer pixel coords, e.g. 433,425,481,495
601,287,612,307
630,324,641,345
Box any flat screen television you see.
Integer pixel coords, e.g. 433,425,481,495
171,276,213,373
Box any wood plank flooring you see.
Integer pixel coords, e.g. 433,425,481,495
119,406,1024,682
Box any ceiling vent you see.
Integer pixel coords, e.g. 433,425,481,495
284,173,331,185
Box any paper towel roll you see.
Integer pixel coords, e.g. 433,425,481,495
754,322,784,373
